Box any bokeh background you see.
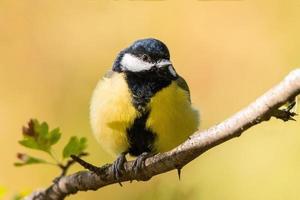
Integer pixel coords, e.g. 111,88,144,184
1,0,300,199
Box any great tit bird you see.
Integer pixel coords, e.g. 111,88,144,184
90,38,199,179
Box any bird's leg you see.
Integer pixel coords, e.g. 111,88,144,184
112,151,128,181
132,152,154,181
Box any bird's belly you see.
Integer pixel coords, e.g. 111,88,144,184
146,82,199,152
90,73,139,156
90,74,199,157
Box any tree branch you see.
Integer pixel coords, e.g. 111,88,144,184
25,69,300,200
55,153,89,181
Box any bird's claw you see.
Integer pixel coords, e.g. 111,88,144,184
132,152,153,181
112,152,127,185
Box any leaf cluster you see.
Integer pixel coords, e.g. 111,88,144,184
15,119,88,173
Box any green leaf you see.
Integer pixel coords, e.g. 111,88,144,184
19,119,62,153
19,138,50,153
19,138,39,149
63,136,87,159
14,153,47,167
36,121,49,138
49,128,61,145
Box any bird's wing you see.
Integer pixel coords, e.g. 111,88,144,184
175,76,191,103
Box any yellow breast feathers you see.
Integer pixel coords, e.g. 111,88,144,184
90,73,139,156
90,72,199,156
146,81,199,152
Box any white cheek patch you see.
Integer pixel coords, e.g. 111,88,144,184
120,53,154,72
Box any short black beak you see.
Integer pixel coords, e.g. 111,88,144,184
155,65,176,79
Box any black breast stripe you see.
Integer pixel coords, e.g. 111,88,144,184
124,69,176,156
126,110,156,156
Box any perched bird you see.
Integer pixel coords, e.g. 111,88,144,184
90,38,199,179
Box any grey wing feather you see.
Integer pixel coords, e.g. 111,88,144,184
176,76,191,102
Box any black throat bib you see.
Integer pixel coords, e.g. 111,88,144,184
125,71,172,111
124,71,172,156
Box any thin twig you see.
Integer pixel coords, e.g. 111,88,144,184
53,153,89,183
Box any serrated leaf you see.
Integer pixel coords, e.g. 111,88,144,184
19,138,50,153
49,128,61,145
14,154,47,167
36,121,50,146
19,119,62,154
63,136,87,159
19,138,40,150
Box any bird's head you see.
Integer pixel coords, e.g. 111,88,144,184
113,38,177,79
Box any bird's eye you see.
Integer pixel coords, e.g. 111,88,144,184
141,54,151,62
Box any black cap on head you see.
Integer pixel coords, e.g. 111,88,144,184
113,38,170,72
128,38,170,61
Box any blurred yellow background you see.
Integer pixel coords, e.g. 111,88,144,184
1,0,300,199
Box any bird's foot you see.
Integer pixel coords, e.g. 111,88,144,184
112,152,128,184
132,152,153,181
